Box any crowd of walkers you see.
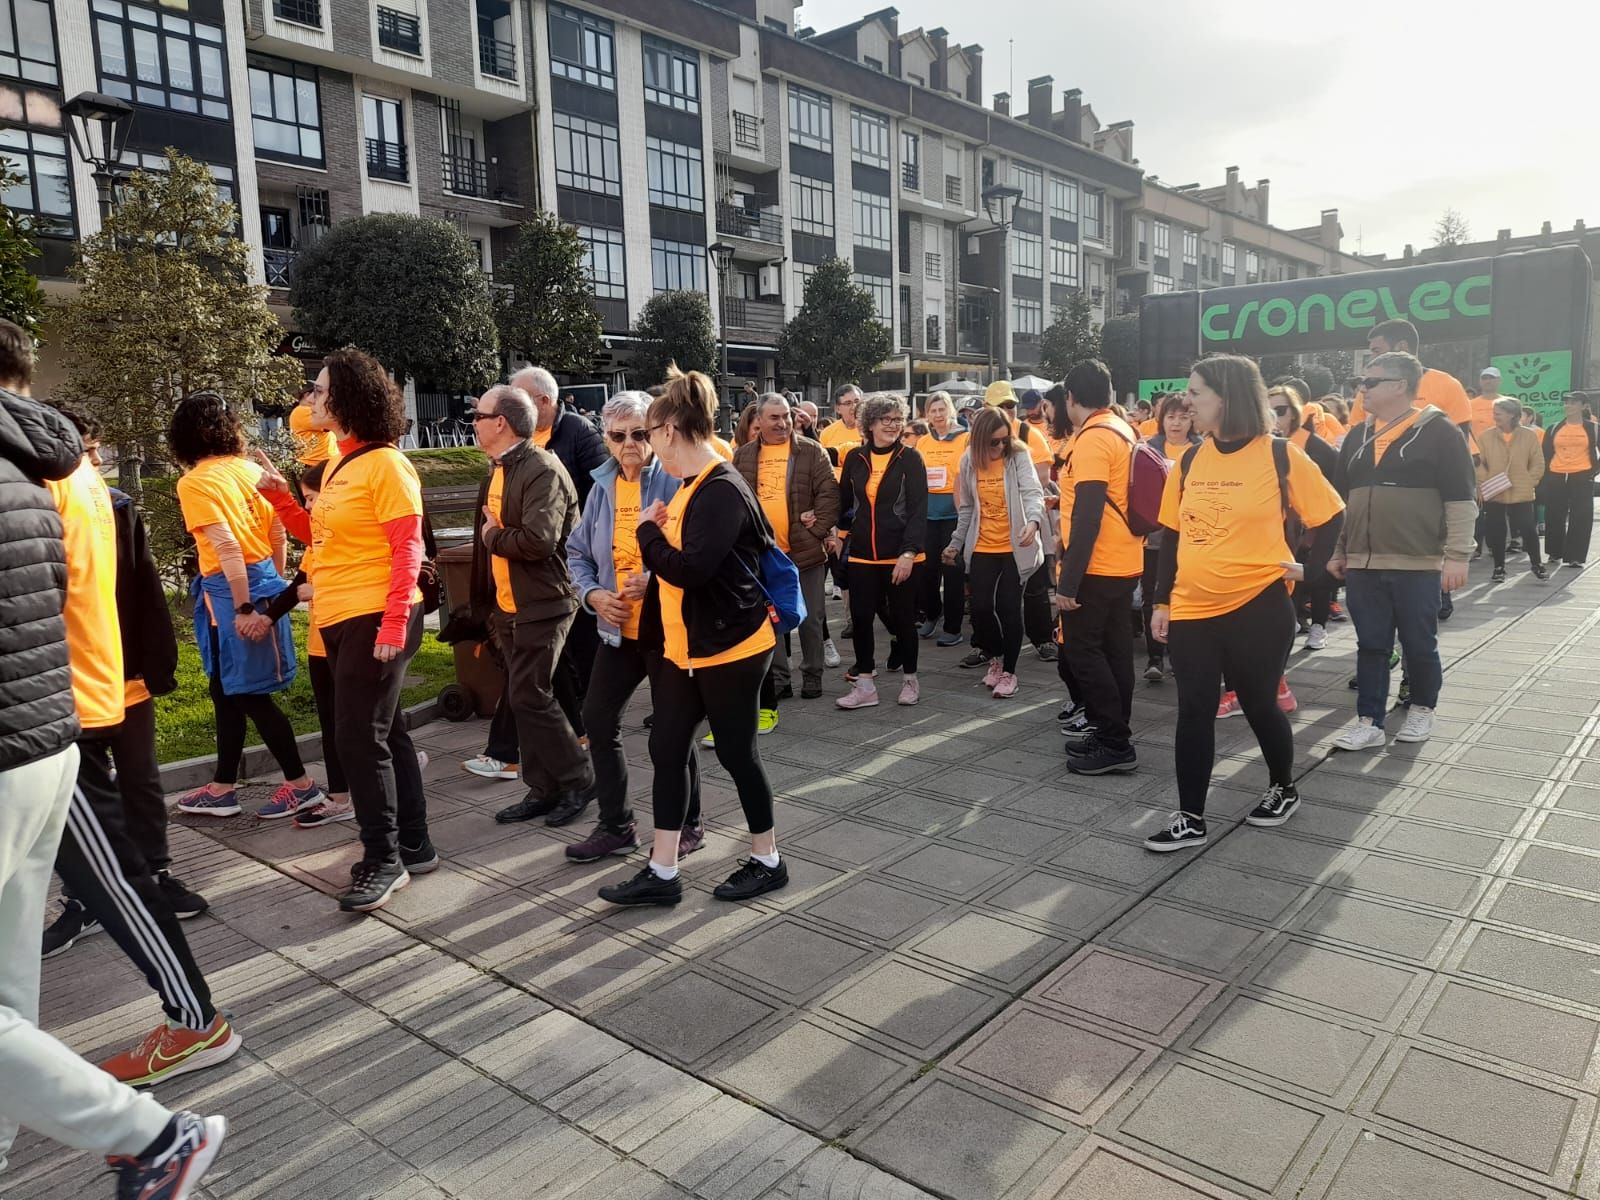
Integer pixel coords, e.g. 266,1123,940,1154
0,304,1591,1198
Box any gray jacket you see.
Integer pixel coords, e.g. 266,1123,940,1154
950,450,1046,581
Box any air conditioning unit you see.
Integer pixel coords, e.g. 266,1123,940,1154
757,263,782,297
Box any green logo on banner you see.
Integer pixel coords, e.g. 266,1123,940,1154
1491,350,1572,423
1139,378,1188,401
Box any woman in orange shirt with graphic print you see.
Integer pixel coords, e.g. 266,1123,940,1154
596,368,787,909
256,349,432,914
1145,356,1344,853
1541,391,1598,567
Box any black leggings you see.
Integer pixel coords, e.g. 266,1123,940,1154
308,654,346,793
649,650,775,835
967,552,1023,672
207,624,303,785
583,638,701,830
847,561,919,676
1167,583,1297,819
1485,501,1542,569
1141,547,1162,663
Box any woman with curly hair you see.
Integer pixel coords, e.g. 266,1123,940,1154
170,392,325,822
255,349,433,913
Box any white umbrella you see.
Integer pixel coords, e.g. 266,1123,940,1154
1009,373,1054,393
937,377,983,395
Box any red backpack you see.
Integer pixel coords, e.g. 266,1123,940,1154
1078,422,1170,537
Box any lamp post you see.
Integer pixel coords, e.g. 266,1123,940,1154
707,240,735,428
980,182,1022,380
61,92,135,224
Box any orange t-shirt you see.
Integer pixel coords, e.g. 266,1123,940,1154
1011,417,1051,467
125,679,151,707
1470,395,1497,438
612,477,643,640
919,429,968,495
487,465,515,613
1157,436,1344,621
974,458,1012,553
308,446,423,627
1550,423,1592,475
533,425,552,449
1371,408,1424,465
658,461,775,670
710,435,735,462
289,403,336,467
1059,410,1144,578
1351,368,1470,427
755,441,791,552
47,457,123,729
821,421,859,480
1138,419,1159,439
177,456,277,577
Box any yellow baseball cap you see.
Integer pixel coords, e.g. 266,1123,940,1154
984,380,1017,407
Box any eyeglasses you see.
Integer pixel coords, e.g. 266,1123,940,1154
606,428,650,444
876,417,905,428
470,410,500,422
1355,376,1402,392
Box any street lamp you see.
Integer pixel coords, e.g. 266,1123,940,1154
61,92,135,221
707,240,735,424
980,182,1023,379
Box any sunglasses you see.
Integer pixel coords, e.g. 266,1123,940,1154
470,410,501,422
988,436,1010,449
607,428,649,444
1272,406,1290,416
1355,376,1401,391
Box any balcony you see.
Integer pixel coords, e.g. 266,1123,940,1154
723,298,784,341
366,138,408,182
441,152,516,202
945,174,963,205
716,199,781,244
733,112,760,150
376,7,421,54
273,0,320,25
264,247,297,289
478,32,517,80
902,161,919,192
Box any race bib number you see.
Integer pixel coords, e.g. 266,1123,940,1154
926,466,948,489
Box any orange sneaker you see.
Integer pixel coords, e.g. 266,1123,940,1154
100,1014,242,1086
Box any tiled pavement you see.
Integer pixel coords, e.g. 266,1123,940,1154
15,555,1600,1199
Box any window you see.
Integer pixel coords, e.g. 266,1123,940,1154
862,55,882,71
1011,229,1042,275
1,0,59,85
789,174,833,236
553,112,620,196
1153,220,1169,260
0,125,71,234
898,284,910,346
793,260,816,301
1245,249,1259,283
642,35,698,113
1049,241,1078,287
1136,217,1148,262
1222,241,1236,283
651,237,704,293
1050,176,1078,222
1151,275,1174,295
1012,296,1042,337
924,251,941,281
1081,187,1105,241
548,3,613,90
853,272,891,325
1182,229,1198,266
849,106,888,167
852,189,890,250
1010,162,1042,209
248,55,322,164
900,129,919,191
577,224,626,299
980,156,994,190
93,0,229,120
645,136,702,211
925,301,942,350
361,94,406,179
788,85,830,150
376,6,421,54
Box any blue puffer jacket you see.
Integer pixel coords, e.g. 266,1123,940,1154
567,458,680,647
193,557,296,695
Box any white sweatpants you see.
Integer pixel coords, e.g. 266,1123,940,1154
0,743,170,1172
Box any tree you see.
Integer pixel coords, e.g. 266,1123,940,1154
632,289,716,385
777,257,892,393
55,151,301,496
0,161,45,339
1433,208,1472,249
492,212,603,373
291,212,498,391
1037,291,1101,379
1099,314,1140,401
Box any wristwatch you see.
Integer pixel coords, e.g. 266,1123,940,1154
236,602,256,616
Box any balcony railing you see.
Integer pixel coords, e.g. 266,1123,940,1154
732,112,760,150
902,162,919,192
723,298,784,339
716,199,781,244
263,247,297,288
366,138,408,182
478,32,517,80
376,7,421,54
441,153,489,198
945,174,962,205
273,0,320,26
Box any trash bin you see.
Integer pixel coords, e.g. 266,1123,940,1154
435,542,504,721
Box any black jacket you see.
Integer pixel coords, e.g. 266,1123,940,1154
838,443,928,561
0,386,82,769
111,489,178,697
1298,430,1340,483
637,464,771,661
477,439,580,623
544,409,609,508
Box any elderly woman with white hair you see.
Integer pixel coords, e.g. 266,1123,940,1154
1476,395,1548,582
564,391,701,864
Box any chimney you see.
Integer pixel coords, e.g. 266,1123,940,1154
1497,228,1511,242
1578,219,1588,233
1403,243,1414,262
993,91,1010,117
1320,208,1341,252
1256,178,1270,222
966,45,983,104
928,27,948,92
1026,74,1053,129
1060,88,1082,143
1225,165,1239,186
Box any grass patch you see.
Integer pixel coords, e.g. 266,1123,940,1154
405,447,490,487
154,609,457,764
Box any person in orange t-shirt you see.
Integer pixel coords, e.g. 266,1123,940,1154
1541,391,1599,566
289,387,336,466
1348,320,1473,435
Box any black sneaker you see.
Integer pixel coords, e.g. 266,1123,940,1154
108,1110,226,1200
713,857,789,901
1245,784,1300,827
496,790,558,824
1144,658,1165,683
42,899,99,958
1062,724,1099,753
338,860,410,913
1491,566,1506,582
598,863,683,907
1058,704,1091,735
399,837,440,875
776,683,795,700
1066,739,1138,776
1144,812,1207,853
567,821,639,863
545,784,595,828
1035,642,1059,662
1532,562,1549,581
1438,593,1454,621
801,674,823,700
157,872,209,920
959,650,989,669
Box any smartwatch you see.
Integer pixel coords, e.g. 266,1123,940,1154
236,602,256,616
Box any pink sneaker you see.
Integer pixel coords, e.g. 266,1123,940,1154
981,657,1003,689
1277,679,1297,714
898,675,920,706
992,672,1019,699
1216,691,1241,719
836,677,879,709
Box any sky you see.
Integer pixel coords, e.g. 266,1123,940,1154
796,0,1600,257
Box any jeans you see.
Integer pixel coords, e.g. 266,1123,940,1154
968,552,1023,673
1543,471,1595,564
207,623,303,785
1345,568,1443,725
492,608,592,796
847,561,919,676
583,638,701,830
1063,575,1139,752
920,518,964,635
771,562,828,691
1484,500,1542,570
649,651,775,834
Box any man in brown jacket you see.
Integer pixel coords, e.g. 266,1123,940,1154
734,393,839,699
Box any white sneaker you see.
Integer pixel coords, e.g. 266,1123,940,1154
462,755,518,780
1395,706,1435,743
1333,718,1386,752
1306,624,1327,651
822,639,841,668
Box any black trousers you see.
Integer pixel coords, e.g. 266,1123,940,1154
847,561,919,676
1167,583,1297,819
967,552,1024,673
110,698,169,873
583,637,701,830
1022,553,1054,646
321,605,427,865
1063,575,1139,752
1485,501,1542,569
649,651,775,835
556,607,599,739
1141,547,1162,664
1543,472,1595,564
920,518,964,634
492,608,593,798
207,624,303,785
55,734,216,1030
308,655,346,794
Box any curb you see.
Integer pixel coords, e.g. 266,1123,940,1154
157,696,443,794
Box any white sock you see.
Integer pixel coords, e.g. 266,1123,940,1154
753,851,780,869
649,861,679,880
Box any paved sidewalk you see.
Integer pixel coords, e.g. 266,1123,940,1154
15,556,1600,1199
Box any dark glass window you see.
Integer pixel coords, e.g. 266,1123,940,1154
641,35,697,113
93,0,229,120
0,0,59,85
248,55,322,165
363,94,407,181
0,123,72,235
548,3,613,91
